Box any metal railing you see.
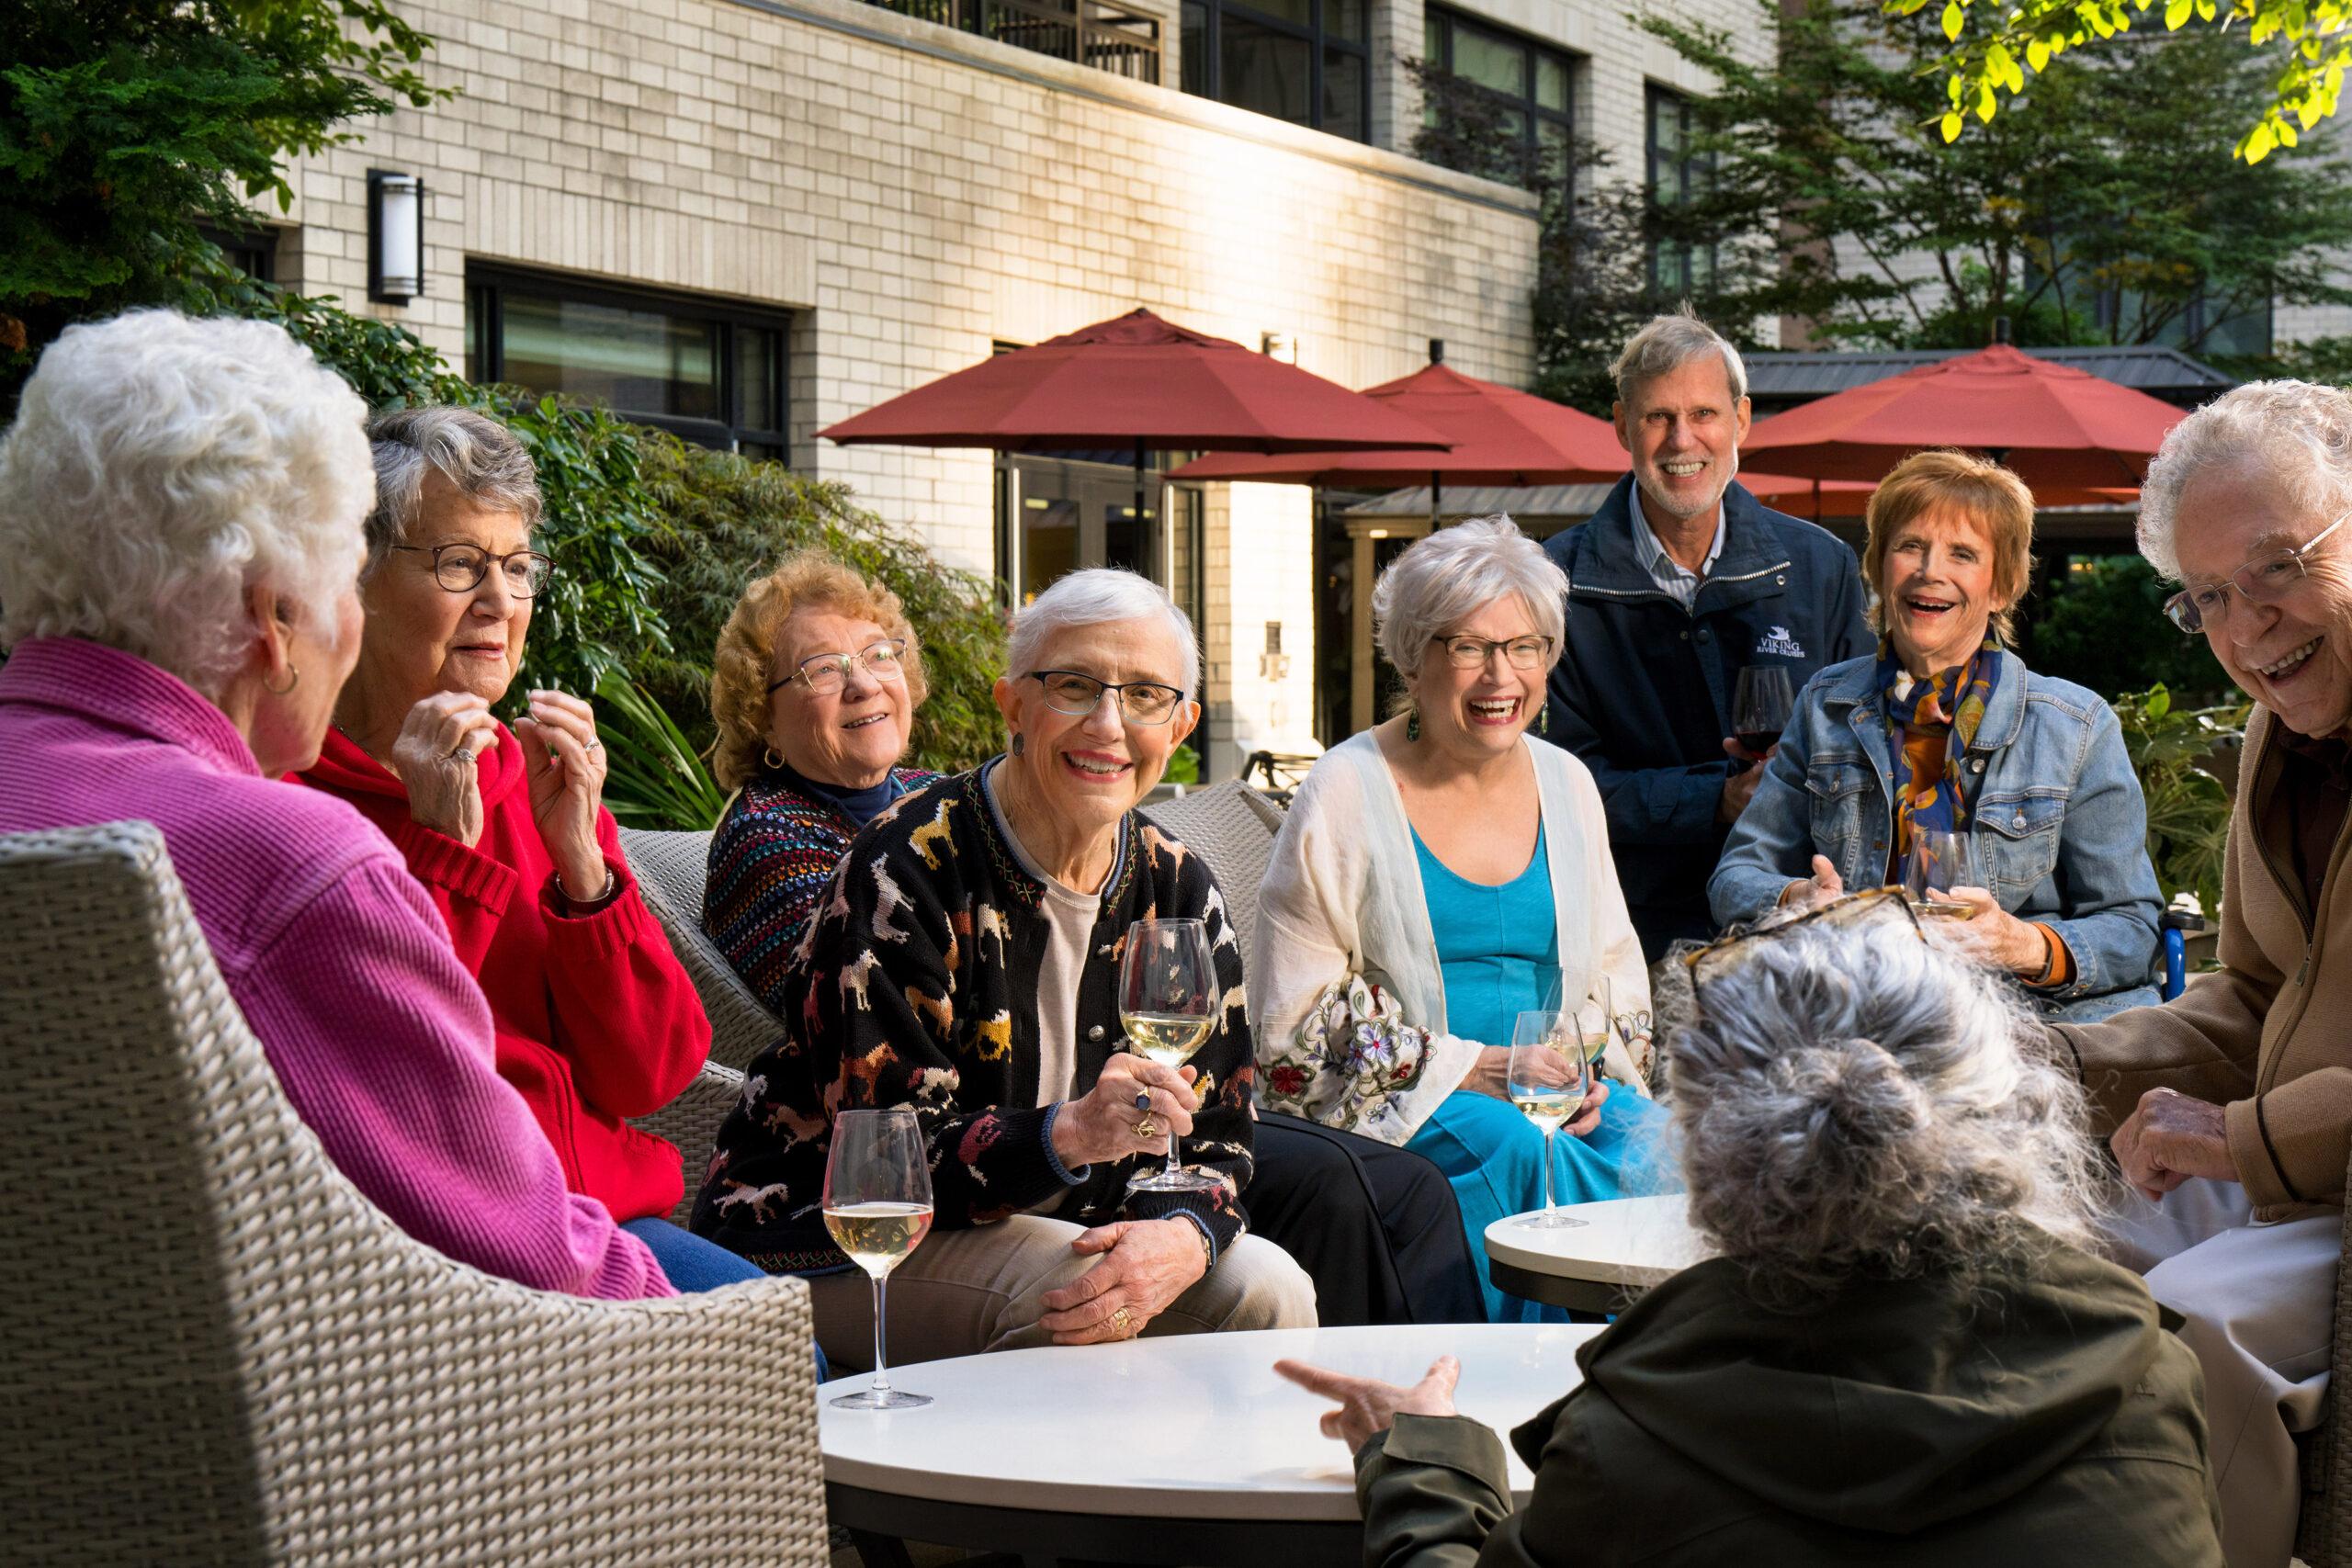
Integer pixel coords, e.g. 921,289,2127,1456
865,0,1162,83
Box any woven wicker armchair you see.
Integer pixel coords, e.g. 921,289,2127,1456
619,826,786,1073
1140,779,1287,955
2300,1158,2352,1564
0,820,825,1567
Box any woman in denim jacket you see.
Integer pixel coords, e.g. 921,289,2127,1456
1710,451,2162,1021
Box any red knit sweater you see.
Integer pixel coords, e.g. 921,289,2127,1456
301,726,711,1223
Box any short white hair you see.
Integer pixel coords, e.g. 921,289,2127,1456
0,310,373,696
1611,309,1749,407
2138,379,2352,581
1373,515,1567,681
1007,567,1200,694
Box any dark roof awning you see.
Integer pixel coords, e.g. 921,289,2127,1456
1744,345,2235,412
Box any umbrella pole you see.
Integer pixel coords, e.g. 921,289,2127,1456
1431,473,1443,526
1135,438,1148,565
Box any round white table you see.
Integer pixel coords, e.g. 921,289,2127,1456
820,1321,1599,1568
1483,1194,1710,1313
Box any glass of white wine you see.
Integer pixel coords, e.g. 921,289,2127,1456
1507,1006,1595,1230
1905,829,1978,919
822,1107,934,1410
1120,916,1220,1195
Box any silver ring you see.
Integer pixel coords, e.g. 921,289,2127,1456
583,738,602,752
449,746,474,763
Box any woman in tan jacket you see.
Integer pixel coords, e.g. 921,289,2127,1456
2050,378,2352,1568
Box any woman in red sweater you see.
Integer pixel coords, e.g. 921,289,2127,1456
301,406,752,1291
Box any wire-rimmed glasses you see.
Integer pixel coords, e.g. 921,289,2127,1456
1026,670,1187,725
1433,635,1555,671
2163,509,2351,633
389,542,555,597
767,639,909,696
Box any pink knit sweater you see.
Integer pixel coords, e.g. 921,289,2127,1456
0,638,673,1299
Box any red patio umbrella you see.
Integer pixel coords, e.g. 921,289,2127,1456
1742,344,2186,491
1740,471,2136,521
820,309,1451,535
1165,351,1625,521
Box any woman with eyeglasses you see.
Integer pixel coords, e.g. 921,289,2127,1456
1709,449,2163,1023
695,567,1316,1365
1252,517,1670,1323
702,551,941,1010
298,406,751,1292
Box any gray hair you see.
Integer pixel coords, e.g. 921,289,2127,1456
1662,919,2104,1303
0,310,372,697
1611,308,1749,407
1007,567,1200,694
363,406,544,575
1373,515,1568,682
2138,379,2352,581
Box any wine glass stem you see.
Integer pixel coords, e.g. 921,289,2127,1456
868,1274,893,1396
1163,1125,1182,1183
1541,1125,1556,1213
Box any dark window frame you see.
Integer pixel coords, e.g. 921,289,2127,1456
198,223,278,284
1645,85,1716,295
1420,6,1576,182
464,265,790,458
1180,0,1371,143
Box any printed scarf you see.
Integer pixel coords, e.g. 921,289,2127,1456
1878,633,2001,850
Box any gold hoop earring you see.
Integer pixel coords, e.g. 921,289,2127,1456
763,745,786,770
264,664,300,696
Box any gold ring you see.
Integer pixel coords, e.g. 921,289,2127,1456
1134,1115,1159,1139
1111,1306,1134,1336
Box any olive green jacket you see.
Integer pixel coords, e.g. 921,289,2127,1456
1352,1242,2222,1567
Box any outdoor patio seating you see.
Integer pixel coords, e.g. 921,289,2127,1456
0,819,826,1566
621,825,787,1071
1140,777,1288,952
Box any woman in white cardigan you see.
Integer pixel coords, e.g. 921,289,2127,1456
1253,517,1675,1322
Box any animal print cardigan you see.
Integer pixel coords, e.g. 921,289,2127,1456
691,766,1256,1274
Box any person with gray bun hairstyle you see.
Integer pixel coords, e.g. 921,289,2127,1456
1278,894,2224,1566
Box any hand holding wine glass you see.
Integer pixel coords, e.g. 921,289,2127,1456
823,1107,933,1410
1121,917,1219,1194
1904,830,1977,919
1506,1005,1596,1230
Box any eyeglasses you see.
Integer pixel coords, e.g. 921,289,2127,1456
1681,886,1921,1010
2164,510,2351,633
767,639,909,697
1433,635,1555,671
1026,670,1187,726
390,542,556,598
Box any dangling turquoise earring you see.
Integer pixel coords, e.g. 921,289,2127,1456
1406,711,1421,742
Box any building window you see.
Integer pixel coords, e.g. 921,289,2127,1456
199,224,278,284
465,267,789,459
1420,7,1574,185
1180,0,1369,142
1646,86,1714,295
861,0,1161,81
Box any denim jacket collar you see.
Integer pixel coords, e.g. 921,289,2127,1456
1817,646,2027,754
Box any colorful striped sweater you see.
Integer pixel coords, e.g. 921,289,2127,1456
701,766,938,1012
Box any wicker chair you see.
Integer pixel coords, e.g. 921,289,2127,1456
618,825,786,1072
0,820,825,1567
1140,779,1288,953
2300,1154,2352,1565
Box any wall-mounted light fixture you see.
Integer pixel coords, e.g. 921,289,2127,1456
368,170,424,305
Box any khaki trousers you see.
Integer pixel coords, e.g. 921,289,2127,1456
2109,1179,2337,1568
808,1213,1317,1371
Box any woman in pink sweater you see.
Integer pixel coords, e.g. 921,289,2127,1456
0,310,671,1301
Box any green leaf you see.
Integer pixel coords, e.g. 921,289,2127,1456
1943,0,1965,37
2027,35,2052,67
2165,0,2193,24
1942,108,1966,139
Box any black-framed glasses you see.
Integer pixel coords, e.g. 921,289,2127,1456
1434,634,1555,671
1682,886,1921,1009
1026,670,1187,725
2164,509,2351,633
390,542,556,598
767,639,908,697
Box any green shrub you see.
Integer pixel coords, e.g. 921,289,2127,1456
2109,683,2249,920
2017,556,2229,704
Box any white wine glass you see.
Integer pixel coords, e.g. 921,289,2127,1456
1507,1007,1594,1230
1905,829,1976,919
822,1107,934,1410
1121,917,1220,1194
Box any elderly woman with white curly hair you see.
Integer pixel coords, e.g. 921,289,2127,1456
2045,378,2352,1568
1279,893,2224,1565
1254,516,1672,1323
0,310,670,1300
696,567,1317,1365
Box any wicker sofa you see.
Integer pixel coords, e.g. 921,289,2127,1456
0,820,825,1566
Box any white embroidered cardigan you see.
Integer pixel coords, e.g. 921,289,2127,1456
1249,729,1653,1146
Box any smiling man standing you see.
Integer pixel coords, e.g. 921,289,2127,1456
2051,379,2352,1568
1543,311,1869,960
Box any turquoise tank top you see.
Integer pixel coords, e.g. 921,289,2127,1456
1413,821,1560,1047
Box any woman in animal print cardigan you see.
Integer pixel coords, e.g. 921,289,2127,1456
693,569,1314,1367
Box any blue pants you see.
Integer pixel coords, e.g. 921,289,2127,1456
1405,1088,1679,1323
623,1217,829,1382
